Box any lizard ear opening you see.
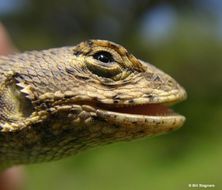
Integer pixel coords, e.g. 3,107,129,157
11,82,34,117
0,81,34,124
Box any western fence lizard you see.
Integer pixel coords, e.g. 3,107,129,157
0,39,187,169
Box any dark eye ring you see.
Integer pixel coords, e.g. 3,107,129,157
93,51,114,63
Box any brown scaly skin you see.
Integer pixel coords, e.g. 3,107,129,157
0,40,187,169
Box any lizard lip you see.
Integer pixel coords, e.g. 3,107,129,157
95,88,187,117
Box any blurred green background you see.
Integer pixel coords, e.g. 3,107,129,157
1,0,222,189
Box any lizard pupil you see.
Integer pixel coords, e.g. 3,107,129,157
93,51,114,63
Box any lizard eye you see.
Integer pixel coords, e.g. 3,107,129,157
93,51,114,63
85,50,122,80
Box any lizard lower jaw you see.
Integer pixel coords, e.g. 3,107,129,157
96,106,185,134
96,103,185,132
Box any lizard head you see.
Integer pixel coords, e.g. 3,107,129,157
0,40,187,166
63,39,187,137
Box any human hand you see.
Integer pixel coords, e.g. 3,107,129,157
0,167,24,190
0,23,16,55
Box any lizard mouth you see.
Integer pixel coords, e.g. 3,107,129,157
95,102,186,133
95,102,179,117
94,88,187,118
73,98,184,118
104,103,175,116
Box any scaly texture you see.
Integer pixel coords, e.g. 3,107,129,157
0,40,186,169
